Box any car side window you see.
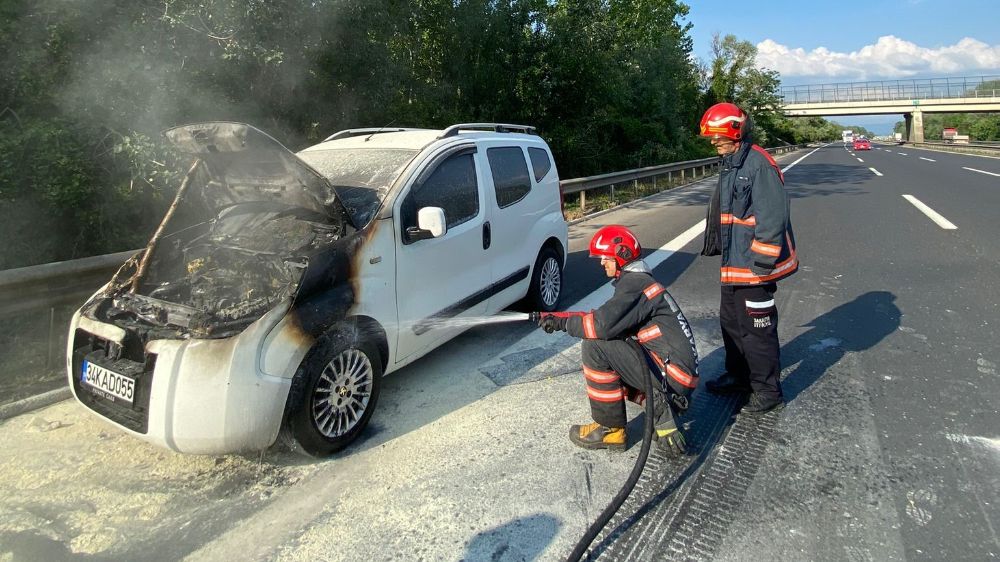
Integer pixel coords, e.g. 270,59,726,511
487,147,531,208
401,152,479,232
527,147,552,183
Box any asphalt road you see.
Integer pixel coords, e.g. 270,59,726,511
0,144,997,561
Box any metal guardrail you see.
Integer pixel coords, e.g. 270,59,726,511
0,250,137,317
781,75,1000,104
910,141,1000,156
558,145,805,214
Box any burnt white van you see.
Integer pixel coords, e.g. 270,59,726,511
67,122,567,456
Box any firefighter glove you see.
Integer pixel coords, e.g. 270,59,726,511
656,427,687,455
539,315,567,333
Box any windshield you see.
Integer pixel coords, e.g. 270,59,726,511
298,148,418,227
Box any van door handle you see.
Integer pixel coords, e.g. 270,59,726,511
483,221,491,250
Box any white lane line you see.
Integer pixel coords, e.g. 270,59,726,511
884,149,892,153
780,145,822,174
902,195,957,230
898,152,909,156
857,157,864,162
869,168,883,176
963,167,1000,177
920,157,936,162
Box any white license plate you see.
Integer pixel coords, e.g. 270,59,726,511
81,360,135,405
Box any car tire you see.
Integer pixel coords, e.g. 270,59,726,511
282,327,382,457
525,247,562,312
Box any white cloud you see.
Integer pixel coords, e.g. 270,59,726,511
755,36,1000,81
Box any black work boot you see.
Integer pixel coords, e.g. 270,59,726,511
706,372,751,395
569,422,627,451
741,392,785,415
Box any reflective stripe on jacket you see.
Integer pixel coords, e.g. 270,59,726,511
565,261,700,395
702,141,798,285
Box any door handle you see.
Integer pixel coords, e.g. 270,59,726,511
483,221,491,250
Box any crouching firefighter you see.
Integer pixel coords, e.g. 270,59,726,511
536,225,699,454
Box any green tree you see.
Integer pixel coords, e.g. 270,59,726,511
703,33,784,145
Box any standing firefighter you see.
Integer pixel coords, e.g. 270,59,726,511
537,225,698,454
699,102,798,413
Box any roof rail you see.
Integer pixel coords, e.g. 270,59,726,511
437,123,537,139
323,127,426,142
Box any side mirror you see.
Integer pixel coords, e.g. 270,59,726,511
405,207,447,242
417,207,446,237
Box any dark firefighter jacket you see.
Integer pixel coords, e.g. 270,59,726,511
565,261,699,396
701,138,798,285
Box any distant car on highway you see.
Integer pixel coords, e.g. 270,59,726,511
853,138,871,151
67,121,568,456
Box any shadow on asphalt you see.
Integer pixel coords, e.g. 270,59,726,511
463,513,560,562
782,290,901,403
785,162,870,200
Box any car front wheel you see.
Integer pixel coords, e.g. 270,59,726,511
282,328,382,457
526,247,562,312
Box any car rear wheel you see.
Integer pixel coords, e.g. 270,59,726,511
525,247,562,312
282,327,382,457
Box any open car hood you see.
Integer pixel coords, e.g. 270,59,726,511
87,123,356,339
163,122,340,218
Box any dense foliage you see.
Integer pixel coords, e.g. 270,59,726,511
893,112,1000,142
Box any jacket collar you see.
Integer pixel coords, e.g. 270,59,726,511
623,260,651,275
722,138,753,170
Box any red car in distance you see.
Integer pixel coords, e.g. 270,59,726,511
853,138,871,151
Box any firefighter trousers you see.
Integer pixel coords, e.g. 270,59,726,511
580,338,678,431
720,283,783,400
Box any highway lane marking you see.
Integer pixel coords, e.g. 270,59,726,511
884,149,892,153
963,167,1000,177
869,168,883,176
780,145,823,174
902,195,958,230
920,157,936,162
857,158,864,162
898,152,908,156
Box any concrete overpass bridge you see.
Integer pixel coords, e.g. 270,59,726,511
780,75,1000,142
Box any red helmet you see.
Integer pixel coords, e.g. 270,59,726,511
589,225,641,268
700,102,747,141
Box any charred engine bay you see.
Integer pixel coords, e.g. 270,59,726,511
91,201,347,339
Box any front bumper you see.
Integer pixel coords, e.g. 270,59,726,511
66,306,296,454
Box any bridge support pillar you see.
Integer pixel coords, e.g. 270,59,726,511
905,110,925,143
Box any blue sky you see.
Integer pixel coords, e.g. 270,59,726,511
682,0,1000,133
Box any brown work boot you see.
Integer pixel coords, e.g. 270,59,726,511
569,422,626,451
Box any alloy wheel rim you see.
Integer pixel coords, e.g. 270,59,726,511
539,257,561,307
312,348,373,438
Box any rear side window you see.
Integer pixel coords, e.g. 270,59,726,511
528,147,552,182
403,152,479,230
487,147,531,208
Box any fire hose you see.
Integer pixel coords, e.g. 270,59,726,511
530,311,657,562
